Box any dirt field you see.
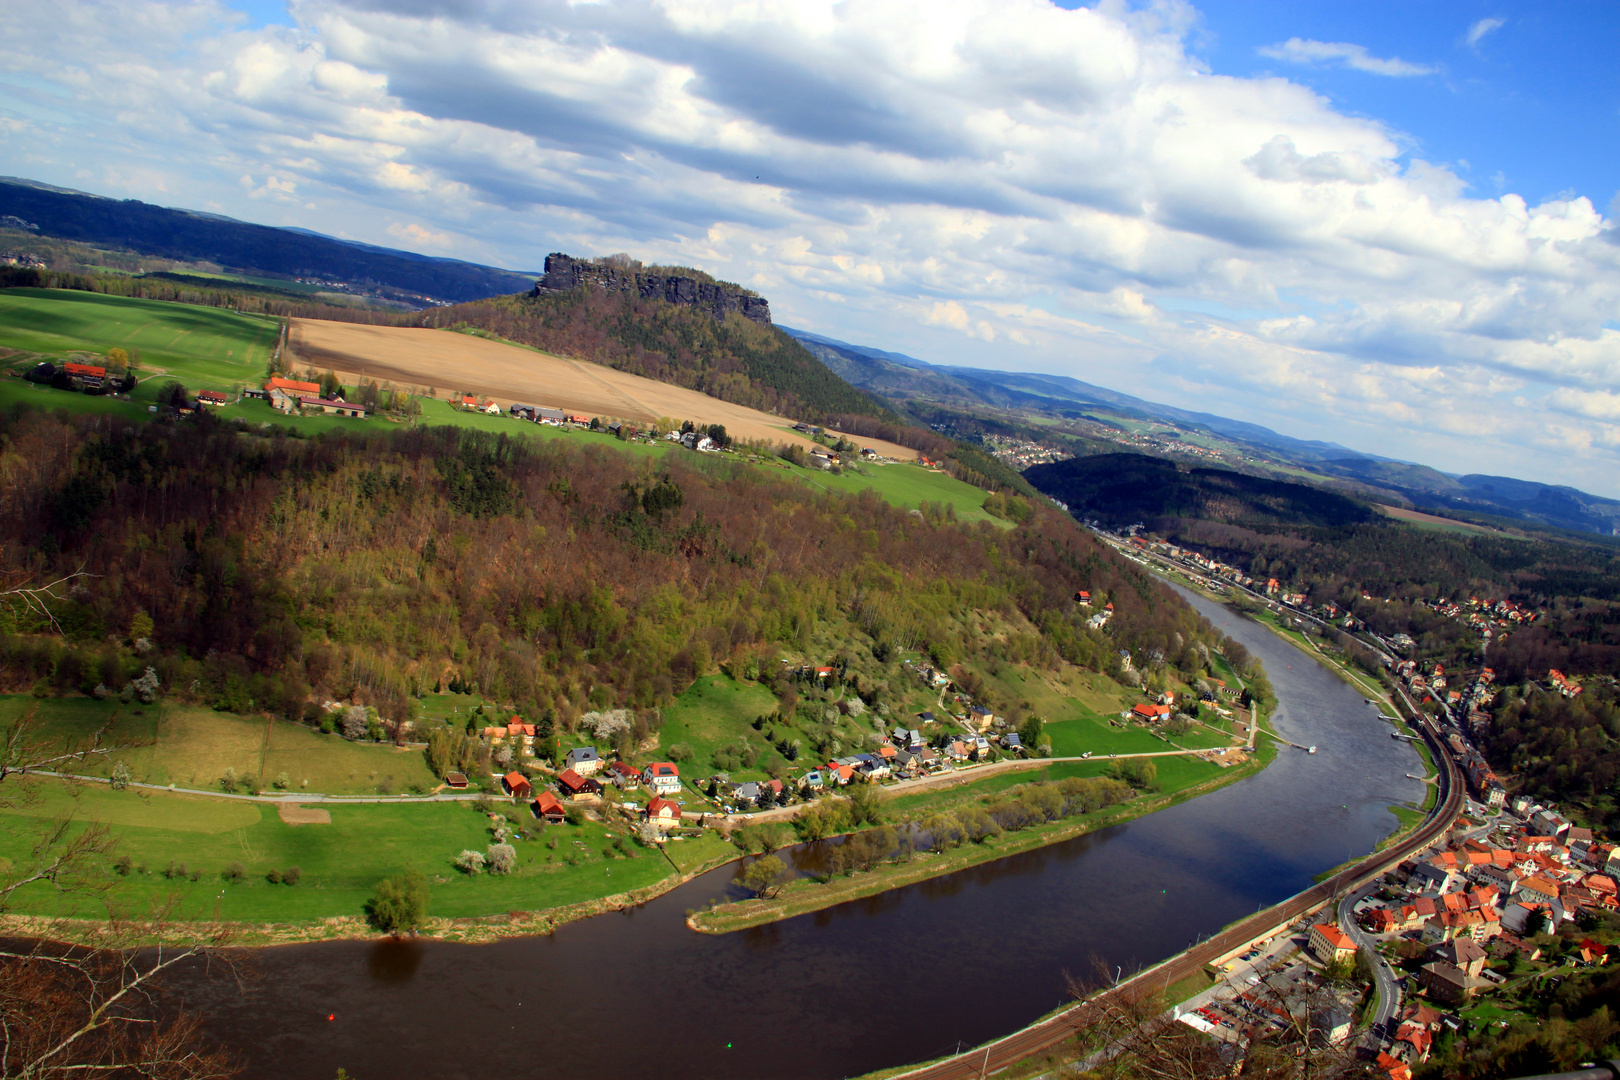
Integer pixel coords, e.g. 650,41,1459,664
276,804,331,825
289,320,919,458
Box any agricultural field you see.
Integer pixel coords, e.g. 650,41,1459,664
0,288,279,394
289,318,918,457
0,779,677,923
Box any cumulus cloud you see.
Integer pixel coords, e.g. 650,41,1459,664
1466,17,1506,48
0,0,1617,493
1258,38,1438,77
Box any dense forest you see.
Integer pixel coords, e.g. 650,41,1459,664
0,405,1240,747
1025,452,1377,530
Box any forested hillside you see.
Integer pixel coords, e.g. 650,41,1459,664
0,406,1236,746
1024,453,1376,529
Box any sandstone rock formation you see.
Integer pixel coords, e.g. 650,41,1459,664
532,252,772,326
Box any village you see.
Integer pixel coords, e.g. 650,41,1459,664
469,665,1048,845
1178,782,1619,1077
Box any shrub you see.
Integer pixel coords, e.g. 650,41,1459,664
486,843,516,875
162,860,188,880
282,866,301,885
266,868,283,884
369,870,429,935
454,849,486,875
112,854,133,876
222,861,246,882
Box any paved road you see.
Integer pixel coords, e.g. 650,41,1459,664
886,699,1463,1080
26,770,485,804
1339,881,1401,1042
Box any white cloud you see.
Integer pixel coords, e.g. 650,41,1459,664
1466,18,1506,48
1258,38,1438,77
0,0,1617,494
386,221,453,248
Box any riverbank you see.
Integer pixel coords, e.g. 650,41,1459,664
0,845,742,949
688,746,1271,935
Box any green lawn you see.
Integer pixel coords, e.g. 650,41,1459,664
0,779,670,923
2,696,441,796
780,457,1004,525
0,288,280,393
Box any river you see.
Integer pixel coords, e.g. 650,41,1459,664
182,586,1423,1079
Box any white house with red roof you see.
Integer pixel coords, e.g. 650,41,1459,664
642,762,681,795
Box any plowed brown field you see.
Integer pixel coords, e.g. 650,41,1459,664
289,320,917,458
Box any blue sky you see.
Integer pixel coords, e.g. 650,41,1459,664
2,0,1618,494
1174,0,1619,208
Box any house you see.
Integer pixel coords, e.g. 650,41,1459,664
1375,1052,1414,1080
444,771,468,789
1432,937,1488,978
265,376,320,396
502,772,533,799
642,762,682,795
646,796,682,832
557,768,601,800
1132,703,1171,722
506,721,536,749
800,770,825,791
1418,961,1476,1006
1075,590,1092,605
1308,923,1356,966
531,790,565,823
968,705,995,730
196,390,228,406
63,361,107,388
1516,875,1560,906
607,761,642,788
299,397,367,418
1001,732,1023,753
564,747,603,776
734,781,763,806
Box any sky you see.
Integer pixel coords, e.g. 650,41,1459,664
2,0,1618,494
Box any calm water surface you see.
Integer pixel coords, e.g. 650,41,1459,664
184,586,1422,1079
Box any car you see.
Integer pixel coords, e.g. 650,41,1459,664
1081,751,1093,759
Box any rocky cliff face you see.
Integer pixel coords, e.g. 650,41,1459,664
532,252,772,326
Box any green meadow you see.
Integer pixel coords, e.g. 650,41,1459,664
3,696,440,797
0,288,280,394
0,779,694,924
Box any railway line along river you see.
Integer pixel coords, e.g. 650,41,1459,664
183,586,1425,1079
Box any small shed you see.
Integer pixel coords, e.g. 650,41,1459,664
444,772,469,789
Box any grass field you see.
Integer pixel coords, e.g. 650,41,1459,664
656,672,784,782
0,289,280,395
0,779,674,923
2,696,441,796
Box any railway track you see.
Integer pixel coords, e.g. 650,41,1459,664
889,705,1463,1080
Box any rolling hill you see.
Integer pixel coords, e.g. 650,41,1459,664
0,176,535,304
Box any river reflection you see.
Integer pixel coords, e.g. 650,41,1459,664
182,585,1423,1080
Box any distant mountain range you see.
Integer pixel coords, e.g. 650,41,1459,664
784,327,1620,538
0,177,536,304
